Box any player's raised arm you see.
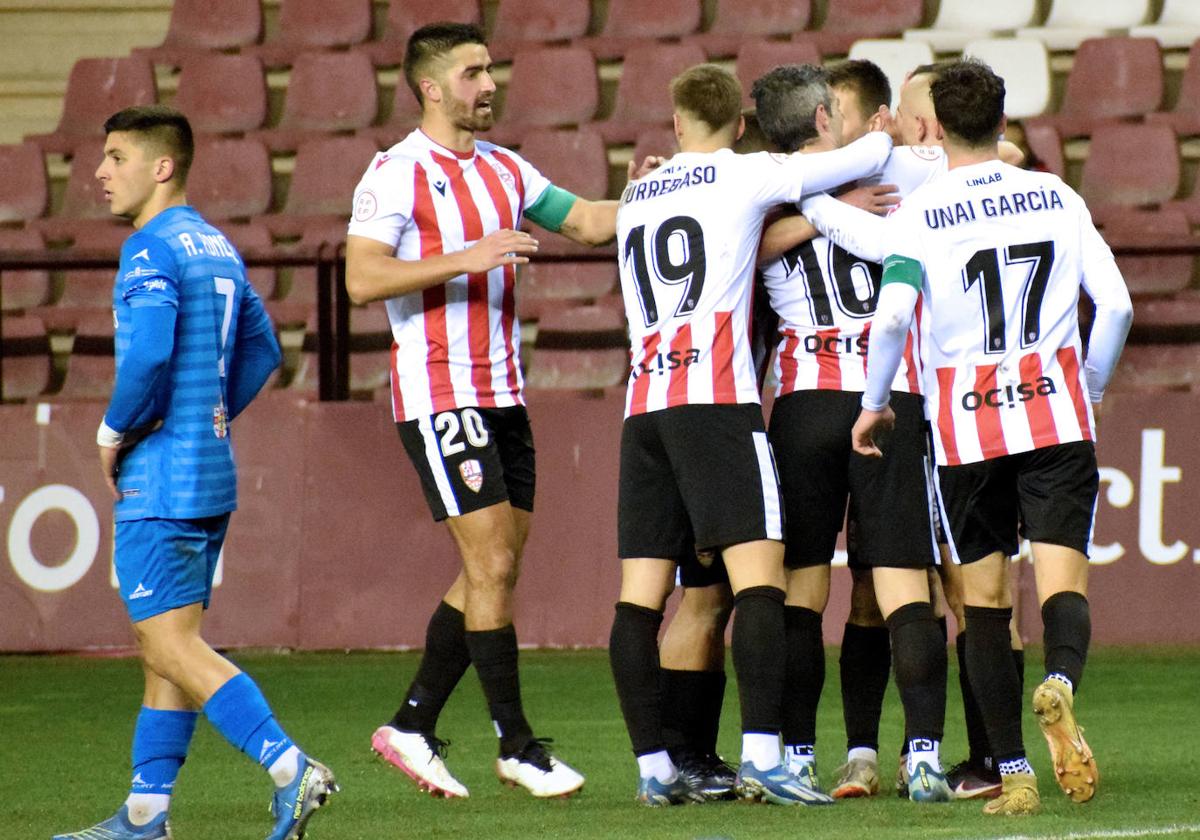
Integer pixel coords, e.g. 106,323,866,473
798,191,889,263
796,130,893,195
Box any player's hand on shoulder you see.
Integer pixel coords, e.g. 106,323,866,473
628,155,665,181
463,229,538,273
837,183,900,216
851,405,895,458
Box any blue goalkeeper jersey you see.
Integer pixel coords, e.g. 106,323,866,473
110,205,273,522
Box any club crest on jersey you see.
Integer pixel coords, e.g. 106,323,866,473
459,459,484,492
213,404,229,439
909,145,942,161
491,161,516,190
354,190,378,222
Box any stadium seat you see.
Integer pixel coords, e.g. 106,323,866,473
1103,208,1194,297
0,229,51,312
250,0,374,69
1020,120,1065,178
1148,40,1200,136
632,128,680,167
1027,37,1163,139
264,135,379,240
1130,293,1200,340
902,0,1038,53
1017,0,1153,51
57,309,116,401
810,0,926,56
360,0,481,67
517,261,619,320
588,43,707,144
846,39,934,108
488,0,592,63
962,39,1052,120
348,302,393,395
188,137,273,222
221,221,278,301
688,0,813,59
736,40,824,109
54,224,129,313
371,82,423,149
582,0,701,60
1130,0,1200,49
0,143,49,224
252,52,378,152
1108,342,1200,391
134,0,263,67
526,305,629,390
25,57,157,156
487,47,599,147
173,54,268,136
517,130,608,200
1080,123,1180,224
0,314,52,402
31,140,128,242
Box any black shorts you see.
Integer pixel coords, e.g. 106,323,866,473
935,440,1098,565
678,548,730,588
397,405,535,521
768,390,937,570
618,403,784,560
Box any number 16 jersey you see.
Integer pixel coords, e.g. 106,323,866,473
616,137,891,418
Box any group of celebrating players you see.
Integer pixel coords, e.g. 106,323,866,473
58,16,1132,840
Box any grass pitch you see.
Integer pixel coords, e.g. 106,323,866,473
5,647,1199,839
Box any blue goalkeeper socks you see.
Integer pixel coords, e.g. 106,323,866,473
203,673,296,773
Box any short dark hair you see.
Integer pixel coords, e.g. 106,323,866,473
930,58,1006,148
750,64,830,153
670,64,743,134
828,59,891,119
103,104,194,182
403,22,487,106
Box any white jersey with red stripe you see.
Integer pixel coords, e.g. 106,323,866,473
883,160,1115,465
347,129,551,421
763,144,947,397
616,134,893,418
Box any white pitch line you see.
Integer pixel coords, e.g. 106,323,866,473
974,824,1200,840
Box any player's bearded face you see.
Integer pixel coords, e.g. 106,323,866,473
439,47,497,132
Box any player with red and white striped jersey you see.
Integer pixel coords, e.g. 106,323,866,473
345,22,654,803
608,63,892,808
853,59,1133,817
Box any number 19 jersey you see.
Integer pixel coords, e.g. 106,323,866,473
618,149,842,417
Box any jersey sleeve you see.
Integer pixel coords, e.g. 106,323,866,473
347,153,417,248
800,193,887,263
745,132,893,208
1076,196,1133,402
119,232,179,309
506,147,553,211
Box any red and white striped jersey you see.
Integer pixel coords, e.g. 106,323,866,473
764,145,947,397
616,134,893,418
884,160,1119,465
347,129,552,421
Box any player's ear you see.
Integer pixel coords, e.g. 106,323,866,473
672,112,683,144
815,102,830,135
419,76,441,106
868,105,889,133
998,115,1008,142
153,156,176,184
735,114,745,141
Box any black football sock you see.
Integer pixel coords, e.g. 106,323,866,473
1013,647,1025,697
464,624,533,756
610,602,666,756
782,606,824,749
661,668,726,756
732,586,786,735
391,601,470,734
1042,591,1090,691
956,631,991,766
840,623,890,752
886,602,946,744
964,606,1024,765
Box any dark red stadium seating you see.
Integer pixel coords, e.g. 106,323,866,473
632,128,680,169
736,39,824,109
348,302,393,395
690,0,814,58
371,82,423,149
0,229,51,312
1103,209,1194,297
517,129,609,199
517,261,619,321
253,52,378,152
0,314,52,402
0,143,49,224
188,137,273,222
134,0,262,67
1148,40,1200,137
31,140,129,242
264,136,378,240
221,221,278,301
359,0,481,67
588,43,707,144
810,0,925,55
1021,121,1065,179
1030,37,1163,139
53,225,129,315
173,54,268,135
1080,123,1180,224
26,57,157,155
57,308,116,401
250,0,373,69
526,304,629,389
582,0,702,60
487,46,599,147
488,0,592,63
1129,293,1200,340
1108,343,1200,392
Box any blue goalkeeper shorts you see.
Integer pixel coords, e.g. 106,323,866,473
114,514,231,622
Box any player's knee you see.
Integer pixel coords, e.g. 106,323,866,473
464,545,518,592
137,633,189,683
